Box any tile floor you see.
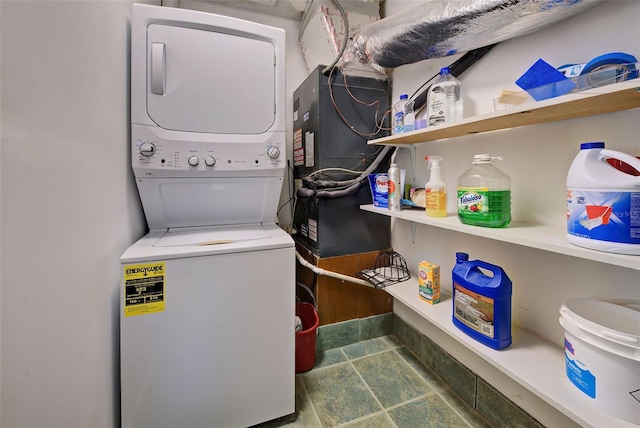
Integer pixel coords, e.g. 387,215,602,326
256,335,492,428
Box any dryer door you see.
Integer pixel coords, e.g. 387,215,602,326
145,24,276,134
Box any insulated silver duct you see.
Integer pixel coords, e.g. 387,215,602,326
349,0,603,69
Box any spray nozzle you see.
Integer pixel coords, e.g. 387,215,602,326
425,156,443,168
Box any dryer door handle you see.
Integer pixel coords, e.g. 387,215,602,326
151,42,166,95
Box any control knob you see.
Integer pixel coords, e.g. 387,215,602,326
266,145,280,159
187,156,199,167
205,156,216,167
139,142,156,157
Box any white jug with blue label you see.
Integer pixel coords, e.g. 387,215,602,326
566,142,640,255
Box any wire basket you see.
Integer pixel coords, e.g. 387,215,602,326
356,250,411,289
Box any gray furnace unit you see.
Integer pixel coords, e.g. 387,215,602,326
293,65,391,257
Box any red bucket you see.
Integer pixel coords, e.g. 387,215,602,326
295,302,319,373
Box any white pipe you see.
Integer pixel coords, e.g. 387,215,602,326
295,250,375,288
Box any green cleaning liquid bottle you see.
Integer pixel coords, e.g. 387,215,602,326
457,154,511,227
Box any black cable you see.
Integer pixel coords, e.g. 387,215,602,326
411,44,498,112
277,160,296,225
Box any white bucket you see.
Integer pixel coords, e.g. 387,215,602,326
559,299,640,424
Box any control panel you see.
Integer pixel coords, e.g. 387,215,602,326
132,136,286,177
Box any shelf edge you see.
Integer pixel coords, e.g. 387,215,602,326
368,80,640,146
361,205,639,270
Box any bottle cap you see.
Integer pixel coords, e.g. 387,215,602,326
456,252,469,262
580,142,605,150
474,154,491,162
440,67,451,74
400,94,408,100
473,154,503,163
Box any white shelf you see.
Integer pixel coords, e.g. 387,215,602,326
361,205,639,270
362,78,639,427
368,79,640,145
385,278,637,428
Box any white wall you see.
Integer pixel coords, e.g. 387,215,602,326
0,1,150,426
1,0,637,426
384,0,640,344
0,1,306,427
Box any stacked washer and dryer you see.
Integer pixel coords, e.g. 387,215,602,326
120,4,294,427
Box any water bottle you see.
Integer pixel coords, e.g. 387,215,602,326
392,94,410,135
567,142,640,255
427,67,463,126
404,99,415,132
457,154,511,228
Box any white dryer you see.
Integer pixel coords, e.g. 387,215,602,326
120,4,294,427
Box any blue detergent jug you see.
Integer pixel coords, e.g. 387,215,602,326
452,252,512,350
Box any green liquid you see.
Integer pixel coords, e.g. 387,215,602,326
458,190,511,228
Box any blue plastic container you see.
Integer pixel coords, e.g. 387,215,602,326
452,252,512,350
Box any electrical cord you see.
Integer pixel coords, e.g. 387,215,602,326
297,145,391,199
338,70,389,136
308,167,365,177
322,0,349,75
276,159,296,230
327,66,388,139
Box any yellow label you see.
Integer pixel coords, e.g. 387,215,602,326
418,261,441,304
123,262,165,317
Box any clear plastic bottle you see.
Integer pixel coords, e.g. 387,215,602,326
457,154,511,228
404,99,415,132
392,94,410,135
427,67,463,127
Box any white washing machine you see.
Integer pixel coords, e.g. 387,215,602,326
121,5,294,427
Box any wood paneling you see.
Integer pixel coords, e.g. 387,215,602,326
295,242,393,325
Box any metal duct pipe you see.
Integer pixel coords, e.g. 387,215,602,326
349,0,602,69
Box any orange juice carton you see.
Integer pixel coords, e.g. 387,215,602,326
418,261,440,304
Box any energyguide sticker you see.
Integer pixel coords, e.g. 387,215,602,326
123,262,165,317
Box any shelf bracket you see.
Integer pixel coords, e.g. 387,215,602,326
408,145,417,183
411,222,417,243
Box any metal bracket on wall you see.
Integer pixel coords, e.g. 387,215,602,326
407,145,417,183
411,222,417,244
390,144,417,183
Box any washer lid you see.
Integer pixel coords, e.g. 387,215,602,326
120,223,293,264
154,224,272,247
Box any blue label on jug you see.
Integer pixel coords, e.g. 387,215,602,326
565,351,596,398
567,190,640,245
